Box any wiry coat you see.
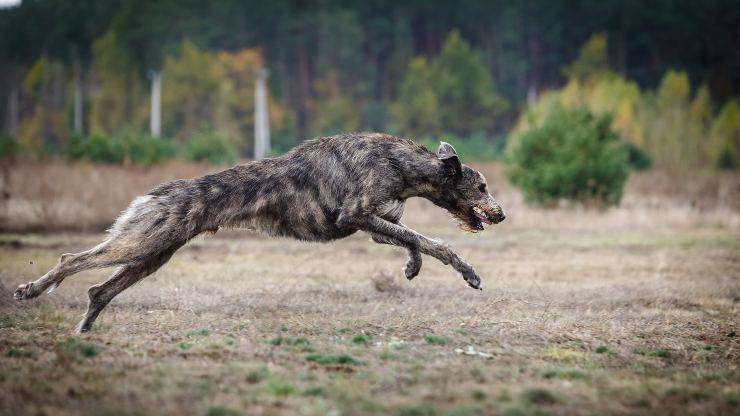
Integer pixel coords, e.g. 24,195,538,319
14,133,506,333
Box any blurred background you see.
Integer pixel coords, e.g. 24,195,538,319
1,3,739,415
0,0,739,230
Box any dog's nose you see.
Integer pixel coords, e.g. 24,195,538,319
495,210,506,223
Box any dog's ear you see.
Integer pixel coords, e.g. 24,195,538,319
438,141,462,177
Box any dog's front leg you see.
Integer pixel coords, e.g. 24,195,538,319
371,233,422,280
346,214,481,289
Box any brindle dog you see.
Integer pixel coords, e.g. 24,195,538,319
14,133,505,333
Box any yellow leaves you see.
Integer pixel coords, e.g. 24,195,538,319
657,70,690,109
311,72,360,135
158,40,284,148
23,58,49,95
515,50,731,170
563,33,612,83
708,100,740,166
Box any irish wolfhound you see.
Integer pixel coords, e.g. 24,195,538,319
14,133,505,332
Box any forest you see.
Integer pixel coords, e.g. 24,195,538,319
1,0,739,168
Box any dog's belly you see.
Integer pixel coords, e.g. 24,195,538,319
268,204,356,242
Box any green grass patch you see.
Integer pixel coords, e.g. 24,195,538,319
178,342,193,350
351,334,372,345
397,403,437,416
6,347,36,358
186,328,211,338
302,386,327,397
595,345,616,355
424,335,450,346
541,367,587,380
664,386,712,403
306,354,363,365
266,377,295,396
444,406,484,416
245,367,269,383
650,349,671,358
203,406,240,416
520,388,558,405
59,337,99,360
542,346,586,363
379,349,399,361
269,336,311,347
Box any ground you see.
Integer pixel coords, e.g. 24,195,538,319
0,163,738,416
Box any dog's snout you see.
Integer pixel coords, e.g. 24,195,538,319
491,208,506,223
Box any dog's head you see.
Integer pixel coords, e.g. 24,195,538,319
430,142,506,232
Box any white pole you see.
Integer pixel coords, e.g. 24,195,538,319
73,70,83,134
7,84,18,137
254,68,270,159
150,70,162,138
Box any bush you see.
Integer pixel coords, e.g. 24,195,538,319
716,146,737,170
185,128,238,165
506,105,629,207
65,133,126,164
622,142,652,171
65,133,176,166
127,135,177,166
0,134,18,158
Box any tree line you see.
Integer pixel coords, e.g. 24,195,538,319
1,0,738,167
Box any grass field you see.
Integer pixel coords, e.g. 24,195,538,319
0,162,738,415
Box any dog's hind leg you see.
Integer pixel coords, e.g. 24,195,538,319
371,233,422,280
75,243,182,333
14,238,127,301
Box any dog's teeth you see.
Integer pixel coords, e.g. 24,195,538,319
473,207,483,215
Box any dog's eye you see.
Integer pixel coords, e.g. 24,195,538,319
478,184,487,193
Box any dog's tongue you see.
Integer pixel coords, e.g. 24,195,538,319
474,211,492,225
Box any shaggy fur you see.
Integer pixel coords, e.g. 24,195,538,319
14,133,505,333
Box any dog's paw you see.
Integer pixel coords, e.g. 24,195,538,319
14,282,39,300
404,259,421,281
461,269,482,290
74,320,92,335
404,264,419,280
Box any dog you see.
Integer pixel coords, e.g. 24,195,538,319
14,133,505,333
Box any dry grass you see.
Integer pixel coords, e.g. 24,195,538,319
0,161,738,415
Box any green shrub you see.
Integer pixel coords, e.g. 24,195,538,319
0,134,18,158
305,353,363,365
68,133,126,164
185,128,237,165
717,146,737,170
622,142,652,170
58,337,100,360
127,135,177,166
65,133,176,166
424,335,450,346
506,105,629,207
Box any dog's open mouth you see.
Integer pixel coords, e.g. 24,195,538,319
472,207,493,226
453,206,504,232
469,206,491,231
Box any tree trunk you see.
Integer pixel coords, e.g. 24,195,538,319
6,83,18,137
254,68,270,159
296,48,310,137
149,70,162,138
73,56,84,135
